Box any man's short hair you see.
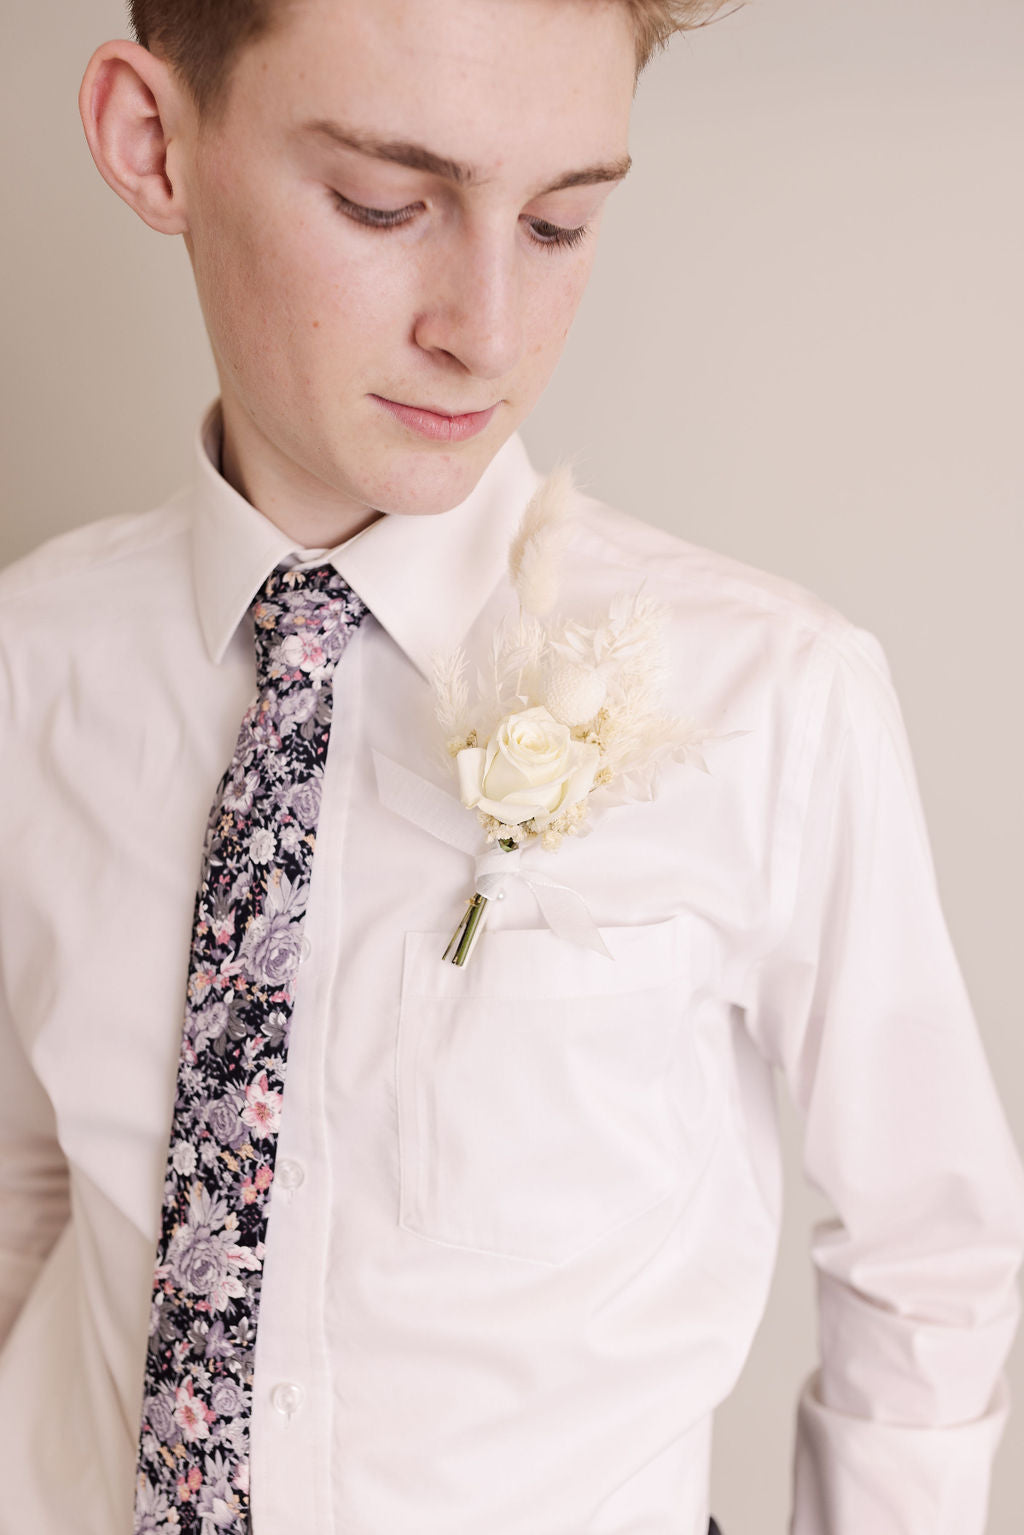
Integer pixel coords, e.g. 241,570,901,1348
127,0,734,122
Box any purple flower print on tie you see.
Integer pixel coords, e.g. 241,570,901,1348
277,686,320,736
204,1094,248,1150
192,1451,242,1528
195,1319,234,1361
237,871,308,987
143,1391,178,1445
135,564,368,1534
209,1378,245,1418
134,1475,175,1535
162,1185,261,1312
238,908,304,987
288,776,322,828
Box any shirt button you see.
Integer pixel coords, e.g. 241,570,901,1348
271,1382,305,1419
276,1158,305,1192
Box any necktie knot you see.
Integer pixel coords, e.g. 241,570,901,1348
250,562,368,693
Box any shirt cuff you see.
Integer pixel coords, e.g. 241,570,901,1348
793,1368,1011,1535
815,1263,1021,1423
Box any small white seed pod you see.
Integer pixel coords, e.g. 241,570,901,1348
544,661,607,727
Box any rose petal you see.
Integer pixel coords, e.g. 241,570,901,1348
531,743,600,829
494,778,566,811
561,745,600,807
455,747,487,808
475,795,544,826
483,740,534,800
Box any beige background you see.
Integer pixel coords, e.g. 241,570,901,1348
2,0,1022,1529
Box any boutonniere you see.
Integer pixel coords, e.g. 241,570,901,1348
432,466,713,966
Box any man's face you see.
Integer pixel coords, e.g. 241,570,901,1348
179,0,636,527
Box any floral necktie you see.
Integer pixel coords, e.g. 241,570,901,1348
134,562,367,1535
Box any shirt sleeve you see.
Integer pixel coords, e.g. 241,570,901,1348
0,977,71,1349
743,626,1024,1535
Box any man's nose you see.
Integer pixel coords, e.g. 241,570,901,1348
412,225,525,382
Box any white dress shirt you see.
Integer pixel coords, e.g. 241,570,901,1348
1,400,1021,1535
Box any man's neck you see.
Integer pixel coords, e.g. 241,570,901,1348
217,397,384,550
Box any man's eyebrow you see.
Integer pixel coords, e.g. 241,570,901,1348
301,119,632,194
542,157,633,193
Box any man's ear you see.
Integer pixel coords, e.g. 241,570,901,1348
79,40,192,236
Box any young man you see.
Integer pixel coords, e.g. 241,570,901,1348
0,2,1021,1532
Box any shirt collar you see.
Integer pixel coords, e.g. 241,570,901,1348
189,399,541,677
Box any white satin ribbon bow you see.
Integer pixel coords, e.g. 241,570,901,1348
373,751,612,959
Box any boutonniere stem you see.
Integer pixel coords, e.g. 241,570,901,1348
442,892,490,967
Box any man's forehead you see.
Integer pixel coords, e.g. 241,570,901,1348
235,0,638,144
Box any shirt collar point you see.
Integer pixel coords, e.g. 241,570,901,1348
189,401,540,675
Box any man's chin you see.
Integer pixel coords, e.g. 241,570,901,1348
359,435,504,520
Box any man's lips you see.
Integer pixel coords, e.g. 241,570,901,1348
370,394,499,443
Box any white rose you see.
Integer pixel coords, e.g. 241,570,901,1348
456,705,600,828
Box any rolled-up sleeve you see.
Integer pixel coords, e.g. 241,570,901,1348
745,626,1024,1534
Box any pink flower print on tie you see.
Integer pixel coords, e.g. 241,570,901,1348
241,1073,281,1138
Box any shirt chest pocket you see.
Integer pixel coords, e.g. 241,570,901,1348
396,915,700,1265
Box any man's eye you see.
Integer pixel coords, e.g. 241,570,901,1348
525,217,591,252
330,192,589,253
331,192,421,229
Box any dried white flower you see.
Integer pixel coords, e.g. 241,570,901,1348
543,659,607,727
508,463,576,616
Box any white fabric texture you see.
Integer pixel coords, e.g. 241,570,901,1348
0,400,1021,1535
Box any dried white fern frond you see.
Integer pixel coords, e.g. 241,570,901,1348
550,590,668,678
597,699,715,776
476,626,511,722
548,619,597,668
595,716,720,803
431,648,473,740
501,614,547,706
508,463,576,616
597,589,668,669
473,615,544,731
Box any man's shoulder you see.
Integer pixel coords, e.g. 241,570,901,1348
572,491,865,652
567,492,902,774
0,493,192,614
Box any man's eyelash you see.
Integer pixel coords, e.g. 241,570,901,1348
331,193,420,230
526,218,591,252
330,193,590,251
